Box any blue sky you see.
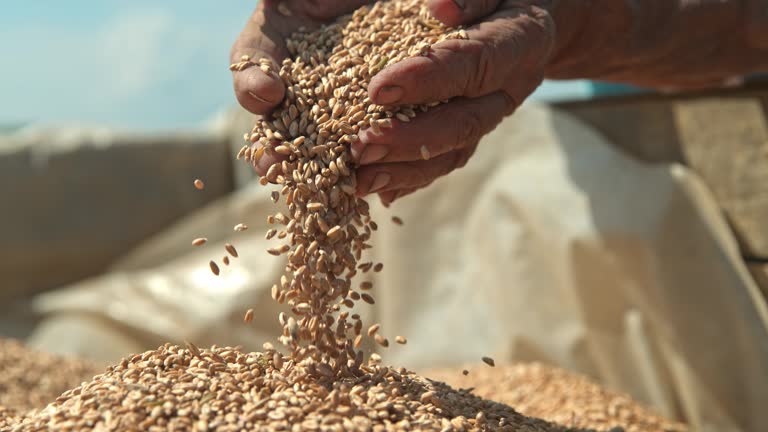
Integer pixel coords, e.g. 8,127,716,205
0,1,591,132
1,1,255,131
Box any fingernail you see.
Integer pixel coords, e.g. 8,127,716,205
248,91,273,104
376,85,404,105
245,70,283,104
360,145,389,164
452,0,466,9
380,190,398,206
369,172,391,193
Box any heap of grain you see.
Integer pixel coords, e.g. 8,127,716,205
0,338,101,431
10,343,574,431
429,364,688,432
1,338,686,431
229,0,465,368
0,338,101,415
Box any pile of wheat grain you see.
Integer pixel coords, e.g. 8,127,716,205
0,338,101,415
8,343,569,432
428,363,687,432
1,339,689,431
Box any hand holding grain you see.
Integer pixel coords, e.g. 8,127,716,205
232,0,558,203
231,0,371,114
355,0,557,204
231,0,372,172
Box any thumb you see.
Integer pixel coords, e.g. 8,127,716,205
231,58,286,115
428,0,501,26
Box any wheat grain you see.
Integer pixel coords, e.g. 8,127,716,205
224,243,239,258
209,260,220,276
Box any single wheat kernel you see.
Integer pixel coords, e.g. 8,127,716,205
395,336,407,345
367,324,381,337
225,243,239,258
392,216,404,225
209,261,220,276
374,334,389,348
361,293,375,305
234,223,249,232
326,225,343,239
482,356,496,367
192,238,207,246
244,309,254,323
194,179,205,190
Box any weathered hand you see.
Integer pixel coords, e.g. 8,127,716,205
353,0,557,204
230,0,369,172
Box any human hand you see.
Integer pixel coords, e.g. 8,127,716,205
353,0,558,205
230,0,369,172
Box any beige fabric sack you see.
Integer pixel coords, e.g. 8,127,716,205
28,104,768,432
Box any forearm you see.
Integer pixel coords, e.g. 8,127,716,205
546,0,768,89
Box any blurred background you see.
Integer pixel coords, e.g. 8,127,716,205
0,1,256,132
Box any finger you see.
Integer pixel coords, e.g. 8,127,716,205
232,67,286,115
351,91,512,165
378,185,421,206
394,187,421,201
241,131,289,177
368,6,554,105
356,150,470,196
378,190,399,206
427,0,501,27
252,146,289,178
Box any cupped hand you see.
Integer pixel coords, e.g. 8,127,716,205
353,0,557,205
230,0,368,172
